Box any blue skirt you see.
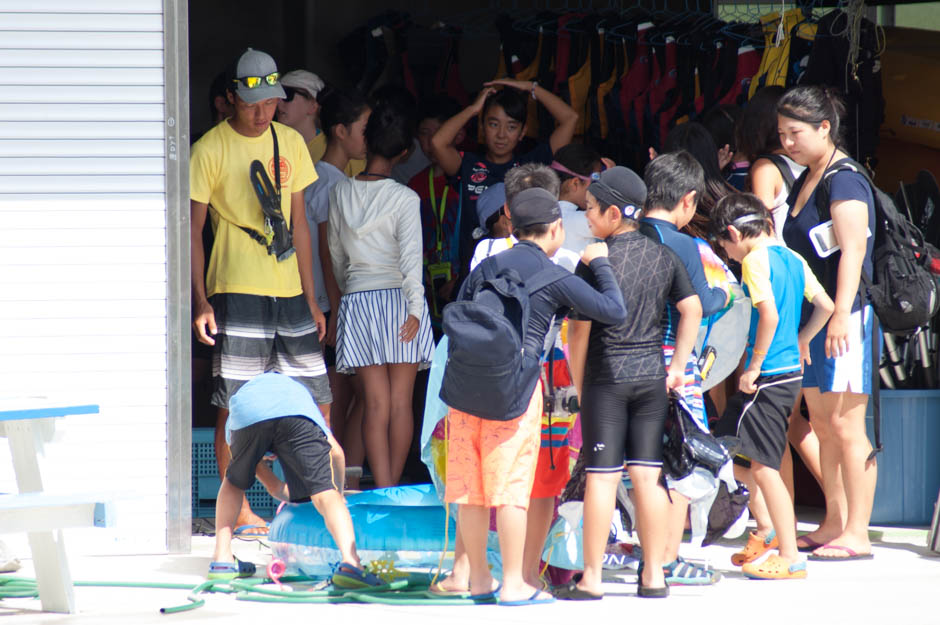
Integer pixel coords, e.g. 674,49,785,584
336,288,435,374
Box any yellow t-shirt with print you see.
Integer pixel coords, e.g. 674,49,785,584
190,120,317,298
306,132,365,177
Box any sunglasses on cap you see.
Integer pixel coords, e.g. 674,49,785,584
232,72,280,89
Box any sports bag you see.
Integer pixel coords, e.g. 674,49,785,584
662,393,733,481
439,257,562,421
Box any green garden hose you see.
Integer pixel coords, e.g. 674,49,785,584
1,572,485,612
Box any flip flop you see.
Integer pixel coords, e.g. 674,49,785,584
742,555,807,580
207,557,256,580
552,580,603,601
807,544,874,561
469,582,501,603
499,588,556,606
233,524,269,537
636,572,669,598
731,530,778,566
427,580,470,597
796,536,825,552
331,562,383,589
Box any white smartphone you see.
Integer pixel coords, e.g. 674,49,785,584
809,220,872,258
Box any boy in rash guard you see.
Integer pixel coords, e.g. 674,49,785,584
444,187,626,606
562,167,703,600
638,151,731,586
712,193,833,579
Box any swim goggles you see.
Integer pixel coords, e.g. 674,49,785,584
550,161,602,182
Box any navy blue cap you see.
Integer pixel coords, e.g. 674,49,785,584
474,182,506,238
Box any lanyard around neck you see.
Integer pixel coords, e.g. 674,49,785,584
428,167,449,255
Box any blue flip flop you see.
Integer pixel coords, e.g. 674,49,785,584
331,562,383,589
207,557,256,580
500,588,556,606
469,582,501,603
233,524,269,537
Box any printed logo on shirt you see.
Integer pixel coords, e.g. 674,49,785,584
268,156,292,185
470,162,489,184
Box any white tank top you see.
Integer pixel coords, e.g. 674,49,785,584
768,154,806,240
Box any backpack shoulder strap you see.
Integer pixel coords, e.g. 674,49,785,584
758,153,796,191
815,157,865,222
524,265,567,295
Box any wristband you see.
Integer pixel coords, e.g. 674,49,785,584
752,348,768,356
531,81,538,100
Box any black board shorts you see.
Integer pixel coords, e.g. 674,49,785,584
227,416,334,501
716,373,803,470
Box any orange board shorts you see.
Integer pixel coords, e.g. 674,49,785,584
444,381,543,509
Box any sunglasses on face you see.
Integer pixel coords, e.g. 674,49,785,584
283,86,311,102
232,72,279,89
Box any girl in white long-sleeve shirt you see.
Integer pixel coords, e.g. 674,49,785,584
328,100,434,488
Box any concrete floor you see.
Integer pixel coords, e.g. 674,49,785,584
2,518,939,625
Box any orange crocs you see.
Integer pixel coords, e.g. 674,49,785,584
731,530,778,566
742,554,807,580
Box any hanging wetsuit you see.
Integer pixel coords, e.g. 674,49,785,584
803,9,884,167
748,9,803,99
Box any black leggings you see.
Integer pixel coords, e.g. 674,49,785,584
581,378,668,472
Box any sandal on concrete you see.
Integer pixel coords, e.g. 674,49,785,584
331,562,383,589
207,557,256,580
742,554,807,580
552,580,603,601
731,530,778,566
663,557,721,585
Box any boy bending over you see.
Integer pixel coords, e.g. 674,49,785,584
208,372,380,589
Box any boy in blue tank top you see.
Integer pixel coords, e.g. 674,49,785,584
712,194,833,580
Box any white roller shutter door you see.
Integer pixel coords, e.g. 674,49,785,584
0,0,171,554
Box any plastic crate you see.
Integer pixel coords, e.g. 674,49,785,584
866,390,940,526
192,427,280,519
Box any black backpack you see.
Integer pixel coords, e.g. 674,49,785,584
814,158,939,336
439,257,562,421
797,157,940,459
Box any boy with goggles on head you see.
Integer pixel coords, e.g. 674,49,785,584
191,48,331,537
711,193,833,579
549,144,615,255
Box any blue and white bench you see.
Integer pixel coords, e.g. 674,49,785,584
0,401,113,613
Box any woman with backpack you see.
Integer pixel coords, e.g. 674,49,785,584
779,85,879,561
735,86,805,239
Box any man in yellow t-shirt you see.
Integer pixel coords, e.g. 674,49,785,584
190,48,329,534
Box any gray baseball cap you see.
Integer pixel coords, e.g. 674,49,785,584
233,48,285,104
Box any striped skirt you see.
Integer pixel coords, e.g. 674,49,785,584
335,288,435,374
